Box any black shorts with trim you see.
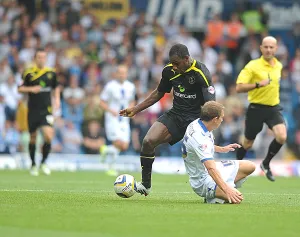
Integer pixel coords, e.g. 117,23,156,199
157,110,197,145
245,103,285,140
28,110,53,133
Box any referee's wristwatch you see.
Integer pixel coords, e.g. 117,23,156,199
255,82,260,88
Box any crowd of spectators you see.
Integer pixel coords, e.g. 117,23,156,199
0,0,299,159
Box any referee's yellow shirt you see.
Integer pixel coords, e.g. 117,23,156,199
236,56,282,106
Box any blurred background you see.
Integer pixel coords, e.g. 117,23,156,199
0,0,299,171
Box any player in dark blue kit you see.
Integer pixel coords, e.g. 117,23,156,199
120,44,215,195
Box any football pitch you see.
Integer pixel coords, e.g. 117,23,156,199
0,170,300,237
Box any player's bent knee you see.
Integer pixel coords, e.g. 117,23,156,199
142,136,156,150
30,133,37,143
239,160,256,176
276,135,287,144
119,144,129,152
44,134,53,143
243,142,253,150
248,161,256,175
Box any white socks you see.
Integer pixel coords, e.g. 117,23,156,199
106,145,120,170
235,177,247,189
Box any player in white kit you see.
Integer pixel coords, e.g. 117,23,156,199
100,65,135,176
182,101,256,204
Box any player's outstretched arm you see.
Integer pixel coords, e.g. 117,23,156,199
215,143,241,153
119,88,165,117
52,86,61,113
204,160,243,204
99,99,119,117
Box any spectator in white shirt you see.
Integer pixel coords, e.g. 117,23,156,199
0,74,21,120
0,58,12,84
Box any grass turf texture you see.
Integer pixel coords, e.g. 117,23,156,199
0,170,300,237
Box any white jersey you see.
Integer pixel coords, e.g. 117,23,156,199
100,80,135,142
182,118,215,189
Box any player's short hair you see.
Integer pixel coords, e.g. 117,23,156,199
34,48,46,57
201,101,224,121
169,43,190,58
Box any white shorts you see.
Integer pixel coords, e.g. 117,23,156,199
105,120,130,143
192,160,239,200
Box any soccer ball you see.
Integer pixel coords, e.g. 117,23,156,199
114,174,136,198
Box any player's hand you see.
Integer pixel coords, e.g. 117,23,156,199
31,85,42,94
119,107,138,117
222,143,241,153
259,78,271,87
53,99,60,110
53,99,61,117
110,110,119,117
225,186,244,204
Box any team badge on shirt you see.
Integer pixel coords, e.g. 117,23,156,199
47,73,53,79
188,76,195,84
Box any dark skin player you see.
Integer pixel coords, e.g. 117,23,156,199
119,54,193,153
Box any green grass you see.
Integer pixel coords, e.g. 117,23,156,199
0,170,300,237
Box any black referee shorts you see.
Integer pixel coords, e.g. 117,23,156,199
244,103,285,140
157,110,197,145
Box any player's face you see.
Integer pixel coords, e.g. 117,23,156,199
117,65,128,82
35,51,47,68
260,40,277,61
170,55,189,74
214,110,224,129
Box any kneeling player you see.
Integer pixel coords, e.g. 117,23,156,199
182,101,255,204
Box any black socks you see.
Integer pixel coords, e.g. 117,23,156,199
41,142,51,164
236,146,247,160
29,143,36,167
263,139,283,168
140,152,155,189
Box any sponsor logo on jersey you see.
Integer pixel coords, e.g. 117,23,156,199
40,81,46,87
174,91,196,99
178,85,185,92
39,87,51,92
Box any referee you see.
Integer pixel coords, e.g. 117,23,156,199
235,36,287,182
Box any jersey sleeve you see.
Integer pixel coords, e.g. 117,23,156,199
100,83,111,101
198,63,216,102
157,67,172,93
193,137,214,162
51,71,58,89
236,62,254,84
198,63,213,88
20,68,32,86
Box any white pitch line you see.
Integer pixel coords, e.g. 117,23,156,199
0,189,300,196
0,189,108,193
